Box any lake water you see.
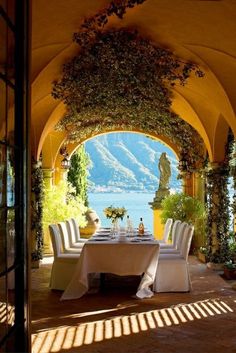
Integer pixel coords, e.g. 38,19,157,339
88,192,155,232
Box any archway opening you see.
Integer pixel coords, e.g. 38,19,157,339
83,131,182,232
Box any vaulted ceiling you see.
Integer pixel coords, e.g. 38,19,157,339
31,0,236,168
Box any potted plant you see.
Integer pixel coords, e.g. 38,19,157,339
31,250,43,269
198,246,208,263
223,260,236,280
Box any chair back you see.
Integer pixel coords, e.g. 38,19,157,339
49,224,63,258
171,220,182,247
175,222,188,250
180,225,194,260
162,218,173,243
71,218,81,241
66,219,77,246
58,221,71,251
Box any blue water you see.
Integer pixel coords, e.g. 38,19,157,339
88,192,155,232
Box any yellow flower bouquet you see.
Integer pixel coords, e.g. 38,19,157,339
103,205,127,223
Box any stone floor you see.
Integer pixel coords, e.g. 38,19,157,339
31,256,236,353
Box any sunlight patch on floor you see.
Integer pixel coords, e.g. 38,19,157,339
32,298,234,353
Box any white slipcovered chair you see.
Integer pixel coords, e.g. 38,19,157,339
154,225,194,292
58,222,83,254
159,218,173,243
49,224,80,290
160,222,188,254
70,218,88,242
66,219,87,248
159,220,181,250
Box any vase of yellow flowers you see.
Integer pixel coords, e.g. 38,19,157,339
103,205,127,232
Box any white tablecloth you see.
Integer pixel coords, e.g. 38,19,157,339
61,238,159,300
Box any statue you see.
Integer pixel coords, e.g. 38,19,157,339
158,152,171,190
149,152,171,209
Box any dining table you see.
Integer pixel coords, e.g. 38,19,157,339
61,229,160,300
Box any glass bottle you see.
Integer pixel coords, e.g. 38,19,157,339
138,217,145,236
126,215,132,236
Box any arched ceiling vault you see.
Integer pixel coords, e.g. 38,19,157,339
32,0,236,164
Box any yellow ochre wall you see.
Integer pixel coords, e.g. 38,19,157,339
153,209,164,240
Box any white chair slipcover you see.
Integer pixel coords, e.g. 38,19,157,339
66,219,87,248
49,224,80,290
154,225,194,292
58,222,83,254
159,220,181,249
160,222,188,254
71,218,88,242
158,218,173,243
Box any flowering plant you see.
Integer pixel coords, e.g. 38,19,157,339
103,205,127,222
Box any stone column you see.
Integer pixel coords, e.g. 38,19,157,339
54,167,68,185
182,172,194,197
42,168,54,254
193,171,205,204
42,168,54,188
192,171,206,248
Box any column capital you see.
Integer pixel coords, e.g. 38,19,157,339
42,168,54,188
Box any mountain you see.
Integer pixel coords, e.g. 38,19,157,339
85,133,182,192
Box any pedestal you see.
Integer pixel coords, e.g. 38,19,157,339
149,187,169,239
153,208,164,240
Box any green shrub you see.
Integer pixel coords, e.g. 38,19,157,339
160,192,206,227
43,180,87,228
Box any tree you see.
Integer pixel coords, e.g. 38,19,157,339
67,145,91,206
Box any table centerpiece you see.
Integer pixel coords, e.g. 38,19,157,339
103,205,127,232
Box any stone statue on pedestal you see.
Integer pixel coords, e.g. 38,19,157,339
149,152,171,209
158,152,171,190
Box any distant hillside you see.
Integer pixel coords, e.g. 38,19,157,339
85,133,182,192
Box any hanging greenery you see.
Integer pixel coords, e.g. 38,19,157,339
67,145,91,207
52,26,205,173
205,131,234,263
31,159,44,261
228,131,236,217
73,0,148,48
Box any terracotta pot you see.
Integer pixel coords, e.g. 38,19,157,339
31,260,41,269
198,251,207,263
223,267,236,280
80,209,101,237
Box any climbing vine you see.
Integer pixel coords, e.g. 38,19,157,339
73,0,148,48
205,131,234,263
205,165,230,263
52,26,205,172
31,159,44,261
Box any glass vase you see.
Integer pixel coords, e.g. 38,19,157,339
111,218,120,236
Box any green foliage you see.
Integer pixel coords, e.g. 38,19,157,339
42,181,87,228
205,134,232,263
224,260,236,270
73,0,147,48
67,145,91,206
160,192,206,227
31,161,44,261
52,26,204,173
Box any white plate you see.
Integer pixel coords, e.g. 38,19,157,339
92,236,110,241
